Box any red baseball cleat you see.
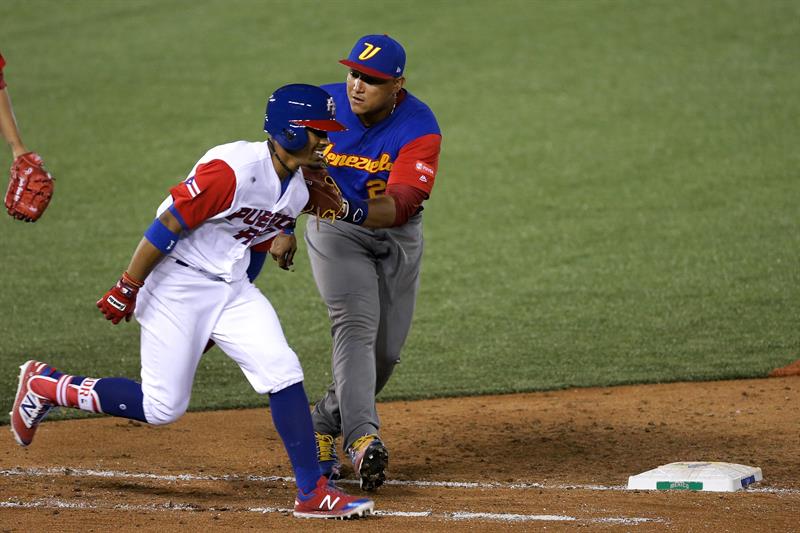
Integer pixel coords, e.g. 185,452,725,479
293,476,374,519
10,361,57,447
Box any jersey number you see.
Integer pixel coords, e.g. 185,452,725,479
366,180,386,199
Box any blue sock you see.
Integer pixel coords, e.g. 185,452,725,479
269,382,321,494
44,367,146,422
47,368,65,380
49,369,87,386
93,378,147,422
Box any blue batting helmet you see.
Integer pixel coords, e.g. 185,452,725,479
264,84,346,152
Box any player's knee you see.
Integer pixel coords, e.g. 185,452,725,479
331,314,377,343
142,394,188,426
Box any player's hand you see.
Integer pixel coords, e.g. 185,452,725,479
96,272,144,324
270,233,297,271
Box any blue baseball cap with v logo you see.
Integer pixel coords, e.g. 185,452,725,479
339,34,406,80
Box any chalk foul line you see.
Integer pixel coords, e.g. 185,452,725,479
0,497,662,525
0,465,795,525
1,467,795,494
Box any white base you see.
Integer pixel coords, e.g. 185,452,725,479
627,462,762,492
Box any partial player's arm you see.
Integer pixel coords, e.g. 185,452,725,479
269,233,297,270
97,160,236,324
2,55,56,222
251,229,297,272
342,133,441,228
0,55,27,158
96,209,183,324
355,186,427,229
125,209,183,281
0,87,27,158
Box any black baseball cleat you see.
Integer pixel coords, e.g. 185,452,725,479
347,434,389,491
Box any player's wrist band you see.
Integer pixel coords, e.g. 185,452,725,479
340,198,368,225
144,218,180,254
282,223,295,235
122,271,144,288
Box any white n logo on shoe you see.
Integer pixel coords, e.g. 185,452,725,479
319,494,341,510
20,392,46,428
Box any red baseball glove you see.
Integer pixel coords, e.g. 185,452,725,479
301,166,344,221
5,152,55,222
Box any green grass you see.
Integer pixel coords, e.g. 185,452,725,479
1,0,798,424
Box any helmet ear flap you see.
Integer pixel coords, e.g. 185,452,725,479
264,112,308,152
274,126,308,152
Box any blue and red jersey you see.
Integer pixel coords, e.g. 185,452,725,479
320,83,441,204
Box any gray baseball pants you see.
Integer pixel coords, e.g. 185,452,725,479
304,214,423,450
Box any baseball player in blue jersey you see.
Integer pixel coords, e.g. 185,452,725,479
302,35,442,490
9,84,374,520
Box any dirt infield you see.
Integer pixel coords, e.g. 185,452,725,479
1,377,798,531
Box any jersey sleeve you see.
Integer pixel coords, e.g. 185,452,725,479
386,183,428,226
386,133,441,196
168,159,237,230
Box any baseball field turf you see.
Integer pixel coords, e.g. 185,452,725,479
1,0,798,425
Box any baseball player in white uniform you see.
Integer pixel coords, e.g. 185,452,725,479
9,84,374,520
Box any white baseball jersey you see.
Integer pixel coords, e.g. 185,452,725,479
133,140,309,424
155,140,309,282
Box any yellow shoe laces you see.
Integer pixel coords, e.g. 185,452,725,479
315,432,337,462
349,434,379,454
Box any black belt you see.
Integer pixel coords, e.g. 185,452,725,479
173,258,224,282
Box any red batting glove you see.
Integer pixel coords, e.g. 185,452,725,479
96,272,144,324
